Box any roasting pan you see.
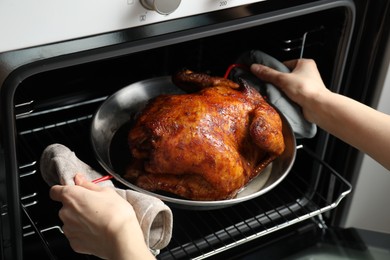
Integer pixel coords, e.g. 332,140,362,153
90,76,296,210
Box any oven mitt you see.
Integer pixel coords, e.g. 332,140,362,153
230,50,317,139
39,143,173,251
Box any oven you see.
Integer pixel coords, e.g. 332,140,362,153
1,0,390,259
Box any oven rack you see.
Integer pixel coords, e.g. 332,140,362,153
157,146,352,259
14,106,352,259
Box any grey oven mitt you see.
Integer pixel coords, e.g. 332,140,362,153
230,50,317,139
40,143,173,251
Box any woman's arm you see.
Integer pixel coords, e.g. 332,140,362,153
50,174,155,260
250,59,390,170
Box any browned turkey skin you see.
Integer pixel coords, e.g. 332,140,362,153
125,70,285,200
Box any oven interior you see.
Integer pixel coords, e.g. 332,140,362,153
3,4,354,260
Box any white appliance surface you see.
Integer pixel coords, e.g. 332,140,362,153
0,0,265,53
341,41,390,233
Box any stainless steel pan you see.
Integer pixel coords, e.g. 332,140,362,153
90,76,296,210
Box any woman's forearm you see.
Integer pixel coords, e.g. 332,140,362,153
311,92,390,170
107,212,156,260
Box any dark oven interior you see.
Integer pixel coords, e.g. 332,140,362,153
2,2,354,260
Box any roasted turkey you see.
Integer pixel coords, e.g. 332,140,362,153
125,70,285,200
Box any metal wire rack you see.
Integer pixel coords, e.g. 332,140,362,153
13,98,352,260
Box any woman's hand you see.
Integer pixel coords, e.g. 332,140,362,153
50,174,155,260
250,59,332,124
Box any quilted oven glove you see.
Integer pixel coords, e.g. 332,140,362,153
40,143,173,252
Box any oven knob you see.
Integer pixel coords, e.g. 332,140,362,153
140,0,181,15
